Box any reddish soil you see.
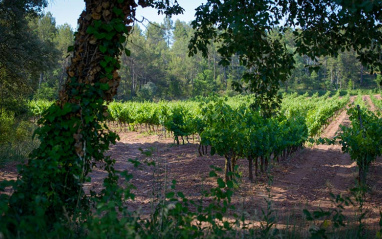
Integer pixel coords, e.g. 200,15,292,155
91,95,381,229
0,162,19,182
1,95,382,231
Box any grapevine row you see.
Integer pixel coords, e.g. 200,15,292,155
27,93,349,181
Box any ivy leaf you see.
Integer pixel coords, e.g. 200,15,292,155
62,103,72,115
217,178,225,188
166,192,175,199
124,48,131,56
303,209,313,221
105,32,115,40
86,26,95,34
114,23,125,32
101,23,113,32
216,212,223,220
67,45,74,52
209,170,217,177
119,35,126,43
100,83,110,91
177,192,185,198
105,66,113,73
113,7,123,16
226,180,234,189
100,61,107,68
99,45,107,53
94,32,106,39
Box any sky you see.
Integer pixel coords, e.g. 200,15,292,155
45,0,206,30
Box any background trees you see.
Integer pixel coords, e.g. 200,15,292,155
189,0,382,113
0,0,48,111
115,19,378,102
0,0,75,112
1,3,380,106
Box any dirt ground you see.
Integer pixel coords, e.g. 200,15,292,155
1,95,382,232
92,95,382,230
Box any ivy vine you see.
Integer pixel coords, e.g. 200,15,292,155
1,0,145,235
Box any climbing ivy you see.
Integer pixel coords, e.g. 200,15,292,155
0,0,183,236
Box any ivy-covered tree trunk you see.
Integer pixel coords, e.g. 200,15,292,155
4,0,138,233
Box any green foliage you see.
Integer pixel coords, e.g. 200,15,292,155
164,104,194,145
33,82,58,101
337,106,382,184
304,185,371,239
0,161,244,238
304,193,352,238
370,94,382,111
189,0,382,113
0,3,59,106
375,75,382,90
27,99,54,117
0,1,187,236
0,111,15,144
282,91,349,136
0,110,38,167
136,81,157,101
190,1,295,114
305,95,349,136
2,0,382,236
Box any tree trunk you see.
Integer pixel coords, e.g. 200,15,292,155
359,165,366,185
255,157,258,176
224,66,227,89
248,155,253,182
231,156,237,174
9,0,138,226
225,156,232,182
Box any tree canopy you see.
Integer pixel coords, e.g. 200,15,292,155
189,0,382,113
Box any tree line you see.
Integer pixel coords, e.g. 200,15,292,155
1,6,378,111
118,20,378,101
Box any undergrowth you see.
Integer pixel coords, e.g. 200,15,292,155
0,111,38,167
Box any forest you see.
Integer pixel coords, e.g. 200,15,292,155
1,0,382,238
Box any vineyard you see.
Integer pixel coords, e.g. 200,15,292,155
26,93,382,185
2,92,382,237
26,93,351,181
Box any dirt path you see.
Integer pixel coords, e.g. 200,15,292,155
270,97,356,212
267,95,382,226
